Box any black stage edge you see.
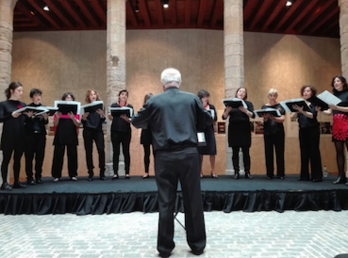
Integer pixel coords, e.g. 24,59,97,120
1,174,348,215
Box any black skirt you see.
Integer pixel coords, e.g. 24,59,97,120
197,125,217,155
228,121,251,147
140,129,152,145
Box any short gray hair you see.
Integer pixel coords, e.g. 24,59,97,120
161,68,181,88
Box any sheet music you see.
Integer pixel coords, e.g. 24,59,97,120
317,90,341,106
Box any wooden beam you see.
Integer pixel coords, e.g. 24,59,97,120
185,0,191,26
154,0,164,27
249,0,273,30
261,0,287,31
296,0,336,34
16,1,49,29
243,0,258,22
169,0,177,25
27,0,61,29
308,5,339,34
60,0,88,29
126,0,139,27
75,0,100,28
273,0,303,32
210,0,222,28
285,0,319,33
91,0,106,24
42,0,75,28
197,0,207,27
139,0,151,28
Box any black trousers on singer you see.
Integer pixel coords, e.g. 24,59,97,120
83,129,105,177
1,144,24,184
154,147,206,255
231,146,250,173
51,144,78,178
299,126,323,181
111,131,131,175
25,133,46,181
264,130,285,178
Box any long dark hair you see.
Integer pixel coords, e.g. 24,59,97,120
301,85,317,97
331,76,348,95
5,82,22,100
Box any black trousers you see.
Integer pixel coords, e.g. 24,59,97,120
143,144,151,173
299,126,323,180
83,129,105,177
25,133,46,180
154,147,206,255
264,130,285,177
111,131,131,175
232,146,251,173
51,144,78,178
1,144,24,184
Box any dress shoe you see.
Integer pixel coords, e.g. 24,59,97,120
112,174,119,180
0,183,12,191
71,177,78,181
191,249,204,256
100,176,106,180
125,174,130,179
159,252,171,258
12,182,26,189
245,172,253,179
36,179,43,184
87,175,93,181
27,179,36,185
143,173,150,179
53,178,59,182
267,176,273,180
333,176,347,184
234,172,240,180
211,172,218,179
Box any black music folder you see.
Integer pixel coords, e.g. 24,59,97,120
54,101,81,115
35,107,59,116
307,96,329,111
13,106,47,114
280,99,311,113
80,101,104,114
254,108,281,118
109,107,133,117
222,98,248,109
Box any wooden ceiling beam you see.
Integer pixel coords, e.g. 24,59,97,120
210,0,222,28
249,0,273,30
15,1,49,29
42,0,75,28
139,0,151,28
308,5,339,34
60,0,88,29
197,0,207,27
296,0,336,34
261,0,287,31
273,0,302,32
154,0,164,27
75,0,100,28
170,0,177,25
285,0,319,33
27,0,61,29
185,0,191,26
243,0,258,22
126,0,139,27
91,0,106,24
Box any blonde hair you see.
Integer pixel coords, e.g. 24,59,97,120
268,88,278,96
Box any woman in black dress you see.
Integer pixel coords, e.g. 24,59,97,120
292,86,322,182
81,89,106,181
141,93,153,179
51,92,80,182
0,82,29,190
261,88,285,179
197,90,218,178
222,87,255,179
321,76,348,184
108,90,133,179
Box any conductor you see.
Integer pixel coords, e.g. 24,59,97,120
132,68,211,257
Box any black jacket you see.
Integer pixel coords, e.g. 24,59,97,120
132,87,212,151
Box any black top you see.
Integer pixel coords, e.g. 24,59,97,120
0,100,27,150
110,103,133,133
334,90,348,116
82,109,105,132
298,103,319,128
222,100,255,123
132,87,212,151
53,116,79,145
25,103,48,135
261,104,285,135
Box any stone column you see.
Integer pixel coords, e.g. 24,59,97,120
0,0,17,185
224,0,244,175
106,0,126,176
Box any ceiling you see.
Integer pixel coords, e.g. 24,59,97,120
13,0,340,38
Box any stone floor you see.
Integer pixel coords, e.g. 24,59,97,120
1,211,348,258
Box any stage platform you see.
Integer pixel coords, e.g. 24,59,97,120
1,174,348,215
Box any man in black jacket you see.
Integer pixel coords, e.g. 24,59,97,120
132,68,211,257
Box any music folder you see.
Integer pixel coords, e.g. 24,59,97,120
13,106,47,114
197,132,206,147
35,107,59,116
222,98,248,109
254,108,281,118
280,99,311,113
306,96,329,111
54,101,81,115
109,107,133,117
80,101,104,115
206,109,215,118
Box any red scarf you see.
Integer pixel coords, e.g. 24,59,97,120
118,102,127,107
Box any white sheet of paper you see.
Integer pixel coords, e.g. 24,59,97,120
317,90,342,106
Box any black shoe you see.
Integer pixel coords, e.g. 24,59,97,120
87,175,93,181
36,179,43,184
12,182,26,189
313,178,322,182
191,249,204,256
27,179,36,185
100,176,106,180
333,176,347,184
158,252,171,258
279,176,285,180
234,172,239,180
112,174,119,180
0,183,12,191
245,172,253,179
267,176,273,180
